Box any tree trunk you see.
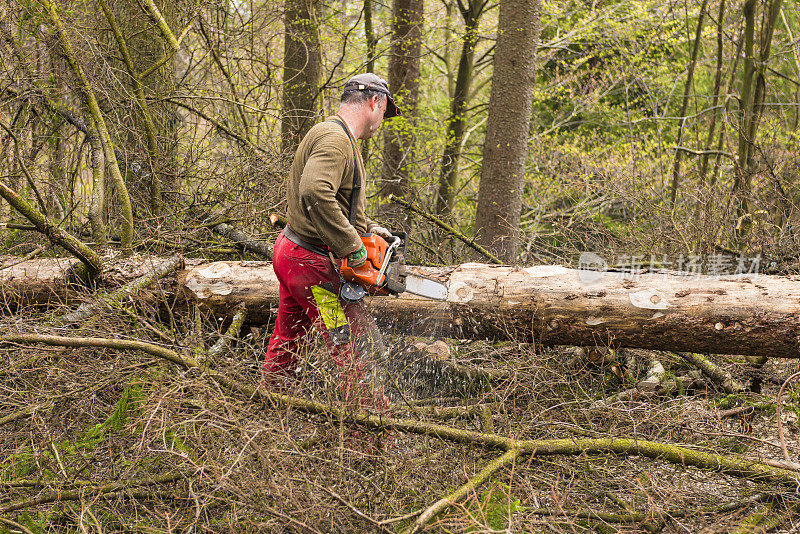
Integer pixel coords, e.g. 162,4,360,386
176,262,800,358
734,0,783,208
668,0,707,204
698,0,727,185
435,0,483,218
102,0,178,218
281,0,322,153
379,0,423,228
474,0,540,263
7,257,800,358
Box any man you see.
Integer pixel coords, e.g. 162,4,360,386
262,73,399,409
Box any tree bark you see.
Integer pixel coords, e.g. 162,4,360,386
8,257,800,358
474,0,540,263
379,0,423,228
281,0,322,153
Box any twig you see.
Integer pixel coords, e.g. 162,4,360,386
0,122,48,216
529,492,772,523
408,448,521,533
0,406,35,427
166,98,267,155
389,195,503,265
4,335,800,489
379,508,426,526
212,493,325,534
0,471,189,513
319,486,395,534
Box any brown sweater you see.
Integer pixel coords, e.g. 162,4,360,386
285,116,376,258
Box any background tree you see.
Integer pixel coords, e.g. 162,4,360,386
379,0,423,226
434,0,489,218
474,0,541,262
734,0,783,217
281,0,322,153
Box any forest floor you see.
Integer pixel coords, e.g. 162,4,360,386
2,299,800,533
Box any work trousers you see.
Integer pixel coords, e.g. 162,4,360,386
262,231,387,411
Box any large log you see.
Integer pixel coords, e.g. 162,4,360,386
4,257,800,357
177,261,800,358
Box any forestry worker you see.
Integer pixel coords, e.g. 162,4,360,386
261,73,399,411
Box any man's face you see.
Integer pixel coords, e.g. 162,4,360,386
363,95,386,139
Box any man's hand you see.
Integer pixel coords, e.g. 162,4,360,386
348,244,367,267
371,225,392,239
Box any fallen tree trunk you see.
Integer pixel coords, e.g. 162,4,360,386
4,258,800,357
178,261,800,358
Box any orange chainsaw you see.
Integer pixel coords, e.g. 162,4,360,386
340,233,448,302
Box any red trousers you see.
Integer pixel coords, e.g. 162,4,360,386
262,231,386,409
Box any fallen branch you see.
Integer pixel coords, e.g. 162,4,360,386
0,517,35,534
269,213,287,228
777,370,800,465
0,182,103,279
0,246,43,271
591,372,701,409
408,448,521,533
50,254,183,326
186,203,272,259
729,500,794,534
207,303,247,360
528,492,772,523
677,352,745,394
3,335,800,502
0,471,188,514
388,195,503,265
0,223,38,231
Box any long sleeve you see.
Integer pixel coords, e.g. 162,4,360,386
297,141,362,257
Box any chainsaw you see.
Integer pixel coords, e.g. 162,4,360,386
339,232,448,302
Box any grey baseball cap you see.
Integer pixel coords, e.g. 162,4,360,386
343,73,400,118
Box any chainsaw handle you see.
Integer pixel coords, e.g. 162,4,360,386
391,231,407,255
375,236,401,285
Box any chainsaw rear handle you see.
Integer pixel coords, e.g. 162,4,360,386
340,233,404,296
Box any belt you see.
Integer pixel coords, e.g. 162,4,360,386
283,227,331,257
